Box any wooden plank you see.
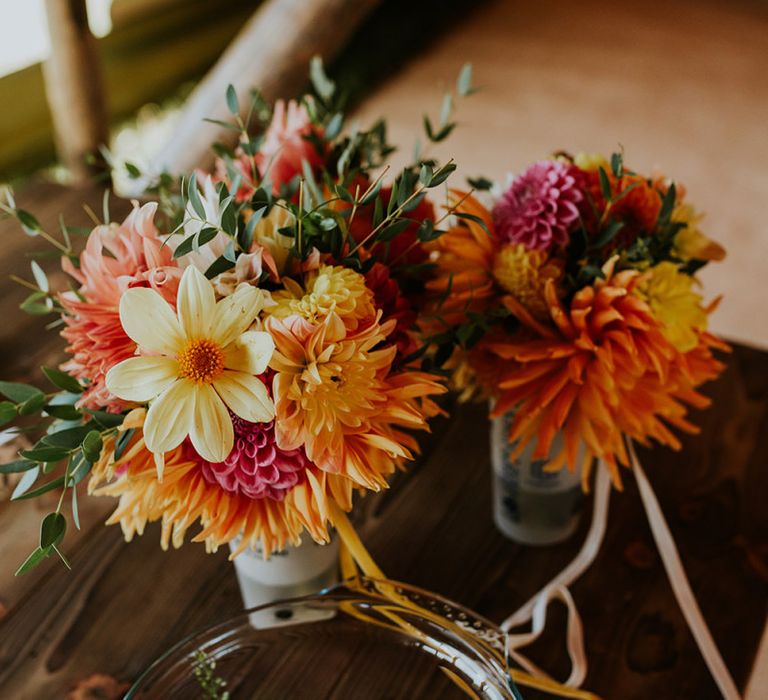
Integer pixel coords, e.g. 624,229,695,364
42,0,108,183
155,0,382,174
0,345,764,697
0,0,263,180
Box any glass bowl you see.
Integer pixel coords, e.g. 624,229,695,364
126,577,521,699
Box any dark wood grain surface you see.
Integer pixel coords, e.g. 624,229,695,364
0,184,766,699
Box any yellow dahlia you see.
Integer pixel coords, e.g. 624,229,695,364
573,152,610,172
672,203,726,262
636,261,708,352
250,205,296,279
268,265,375,329
105,265,275,465
492,243,563,319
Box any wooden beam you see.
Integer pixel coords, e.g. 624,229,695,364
42,0,108,183
154,0,382,175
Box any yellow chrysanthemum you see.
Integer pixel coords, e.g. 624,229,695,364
268,265,375,329
105,265,275,466
672,203,726,262
249,205,296,278
636,261,708,352
573,152,610,172
492,244,563,319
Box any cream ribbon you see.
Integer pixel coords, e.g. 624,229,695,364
628,441,741,700
501,464,611,687
499,450,742,700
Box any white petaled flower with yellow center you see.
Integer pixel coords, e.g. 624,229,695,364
106,265,275,469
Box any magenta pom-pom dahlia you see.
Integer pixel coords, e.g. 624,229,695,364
201,415,310,501
493,160,583,251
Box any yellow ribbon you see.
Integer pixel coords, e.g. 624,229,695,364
328,502,602,700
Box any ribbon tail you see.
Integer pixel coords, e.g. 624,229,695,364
628,440,742,700
329,500,385,580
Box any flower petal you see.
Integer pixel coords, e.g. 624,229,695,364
105,356,179,402
143,379,195,455
213,370,275,424
223,330,275,374
177,265,216,338
119,287,184,354
209,284,262,348
190,383,234,462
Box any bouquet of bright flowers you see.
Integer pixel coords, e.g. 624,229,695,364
0,60,478,574
425,151,728,488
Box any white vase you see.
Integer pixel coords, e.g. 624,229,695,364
229,534,340,627
490,407,584,546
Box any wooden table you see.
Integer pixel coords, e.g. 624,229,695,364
0,186,766,699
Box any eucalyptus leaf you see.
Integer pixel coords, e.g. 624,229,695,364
205,255,235,279
15,546,51,576
84,409,124,429
71,487,80,530
42,367,83,394
81,430,103,463
16,209,41,236
0,459,36,474
226,84,239,116
18,393,46,416
44,404,82,421
30,261,48,292
40,512,66,548
43,426,91,449
187,173,207,220
11,466,39,499
0,401,16,425
598,167,613,200
419,164,433,187
309,56,335,101
0,381,43,404
325,113,343,140
376,219,412,243
428,163,457,187
12,475,65,501
21,445,70,462
457,62,473,96
67,451,93,486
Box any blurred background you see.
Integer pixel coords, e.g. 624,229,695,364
0,0,765,349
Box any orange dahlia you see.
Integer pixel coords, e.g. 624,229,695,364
267,312,446,483
581,170,661,242
89,410,345,554
487,258,727,487
424,191,498,329
60,204,181,411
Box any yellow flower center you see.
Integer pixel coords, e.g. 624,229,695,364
177,339,225,383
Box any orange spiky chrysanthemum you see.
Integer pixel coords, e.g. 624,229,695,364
486,259,728,488
91,410,359,555
424,191,498,329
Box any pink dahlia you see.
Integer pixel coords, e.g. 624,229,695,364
200,414,309,501
60,203,181,411
493,160,583,251
255,99,326,195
